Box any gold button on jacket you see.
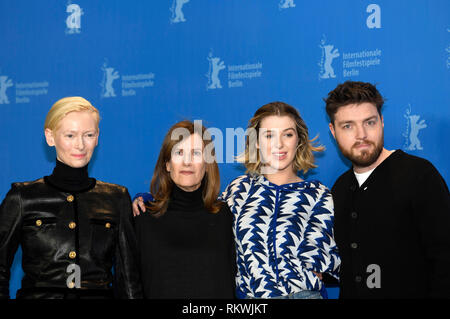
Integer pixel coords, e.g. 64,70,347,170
69,251,77,259
67,195,74,202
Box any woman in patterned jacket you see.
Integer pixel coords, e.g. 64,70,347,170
220,101,340,299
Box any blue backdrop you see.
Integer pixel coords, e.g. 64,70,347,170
1,0,448,299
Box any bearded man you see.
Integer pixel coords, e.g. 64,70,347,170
324,81,450,298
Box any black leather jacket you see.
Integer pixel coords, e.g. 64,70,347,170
0,177,143,299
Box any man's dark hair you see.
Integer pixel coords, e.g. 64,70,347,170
324,81,385,123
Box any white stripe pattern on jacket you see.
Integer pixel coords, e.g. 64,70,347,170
221,174,340,298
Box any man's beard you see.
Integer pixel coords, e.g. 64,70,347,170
338,133,384,168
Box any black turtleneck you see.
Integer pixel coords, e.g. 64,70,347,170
45,159,96,192
167,183,204,212
134,184,236,299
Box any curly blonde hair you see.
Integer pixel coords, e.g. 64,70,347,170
239,101,324,175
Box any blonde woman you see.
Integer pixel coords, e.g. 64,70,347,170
0,97,142,299
220,101,340,299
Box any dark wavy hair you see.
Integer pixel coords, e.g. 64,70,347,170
324,81,385,123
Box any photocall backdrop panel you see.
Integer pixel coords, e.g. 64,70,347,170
1,0,448,299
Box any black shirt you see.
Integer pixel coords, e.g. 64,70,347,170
332,150,450,298
134,184,236,299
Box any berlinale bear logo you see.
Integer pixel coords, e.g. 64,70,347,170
170,0,190,24
101,61,120,98
403,104,427,151
318,35,340,80
0,75,13,104
206,51,226,90
279,0,295,10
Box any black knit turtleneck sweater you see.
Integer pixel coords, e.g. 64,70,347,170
44,159,95,192
134,184,236,299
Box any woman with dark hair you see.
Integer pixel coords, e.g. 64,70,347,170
133,120,235,299
0,97,142,299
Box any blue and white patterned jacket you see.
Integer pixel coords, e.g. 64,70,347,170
221,174,340,298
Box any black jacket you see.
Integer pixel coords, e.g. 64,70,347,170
332,150,450,298
0,177,143,299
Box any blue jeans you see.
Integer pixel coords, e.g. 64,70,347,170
246,290,323,299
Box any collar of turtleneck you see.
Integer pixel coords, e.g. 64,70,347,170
167,183,205,212
45,159,96,193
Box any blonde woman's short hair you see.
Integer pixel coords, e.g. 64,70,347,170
44,96,100,131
